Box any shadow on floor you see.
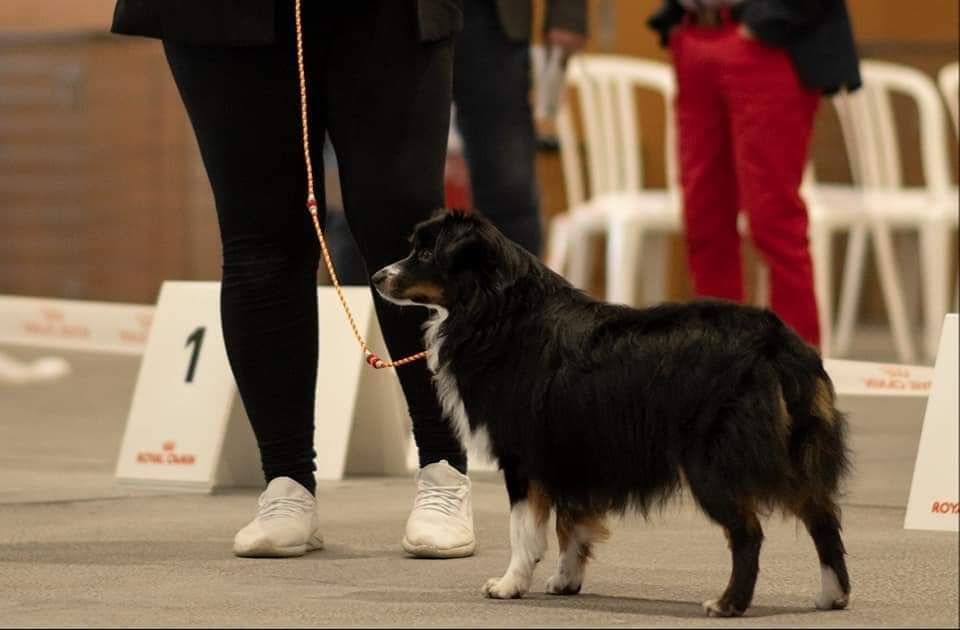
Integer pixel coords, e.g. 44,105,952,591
337,588,818,619
0,541,383,565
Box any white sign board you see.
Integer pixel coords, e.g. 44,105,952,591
0,295,153,355
116,282,412,492
399,359,938,477
825,358,933,398
905,314,959,531
314,286,411,480
115,282,258,492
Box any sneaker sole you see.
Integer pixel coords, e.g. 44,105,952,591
234,535,324,558
401,537,476,559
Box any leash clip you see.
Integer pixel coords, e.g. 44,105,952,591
365,352,386,369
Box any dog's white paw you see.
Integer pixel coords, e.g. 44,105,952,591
815,567,849,610
482,576,527,599
703,599,742,617
545,573,582,595
815,591,849,611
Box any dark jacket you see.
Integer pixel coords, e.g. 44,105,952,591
111,0,464,45
648,0,861,93
494,0,587,42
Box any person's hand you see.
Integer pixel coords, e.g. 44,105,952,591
547,28,586,55
738,23,755,40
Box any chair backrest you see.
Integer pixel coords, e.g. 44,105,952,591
556,54,677,205
532,44,587,209
832,60,952,194
556,101,587,208
938,61,959,139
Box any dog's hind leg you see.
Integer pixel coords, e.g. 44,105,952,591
797,499,850,610
482,471,551,599
546,508,609,595
689,486,764,617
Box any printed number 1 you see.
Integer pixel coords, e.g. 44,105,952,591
184,326,206,383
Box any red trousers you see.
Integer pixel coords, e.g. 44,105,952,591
672,21,821,346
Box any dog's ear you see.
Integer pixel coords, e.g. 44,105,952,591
437,218,498,274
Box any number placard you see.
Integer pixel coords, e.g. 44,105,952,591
184,326,206,383
905,314,959,531
824,358,933,398
115,282,259,491
314,287,411,480
116,282,413,491
0,294,153,355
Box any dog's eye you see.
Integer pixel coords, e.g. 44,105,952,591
418,249,433,263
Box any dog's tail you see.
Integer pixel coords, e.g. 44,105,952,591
770,331,851,500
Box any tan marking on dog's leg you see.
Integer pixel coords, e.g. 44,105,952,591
483,482,552,599
703,510,763,617
546,509,609,595
527,481,553,531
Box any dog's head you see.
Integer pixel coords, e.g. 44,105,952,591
372,209,520,310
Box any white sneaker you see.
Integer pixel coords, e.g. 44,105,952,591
233,477,324,558
401,460,476,558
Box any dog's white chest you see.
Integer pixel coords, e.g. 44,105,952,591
422,309,491,457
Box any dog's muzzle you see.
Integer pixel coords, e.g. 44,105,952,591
371,264,400,297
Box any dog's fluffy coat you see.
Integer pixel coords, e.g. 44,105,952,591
372,210,852,616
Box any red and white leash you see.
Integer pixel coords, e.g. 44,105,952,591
293,0,427,370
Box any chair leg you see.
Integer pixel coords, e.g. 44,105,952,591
546,215,570,274
753,262,770,309
919,221,952,360
567,222,596,291
605,220,644,306
834,224,869,358
871,221,917,364
641,234,667,306
810,224,833,357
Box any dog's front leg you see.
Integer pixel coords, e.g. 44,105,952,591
482,468,551,599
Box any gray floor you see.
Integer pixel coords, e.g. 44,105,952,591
1,340,957,628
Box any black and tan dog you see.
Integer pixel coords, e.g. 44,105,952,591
372,210,851,617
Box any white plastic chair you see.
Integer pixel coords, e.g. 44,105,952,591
939,62,959,135
938,62,959,314
550,55,857,358
550,55,845,358
800,163,869,359
830,60,957,362
546,55,681,307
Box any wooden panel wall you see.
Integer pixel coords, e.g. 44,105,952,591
0,1,116,33
0,34,219,302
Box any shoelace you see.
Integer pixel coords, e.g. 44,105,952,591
256,496,313,521
413,484,466,516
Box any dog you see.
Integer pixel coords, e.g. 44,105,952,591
372,209,851,617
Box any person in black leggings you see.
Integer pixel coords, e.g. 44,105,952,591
325,0,586,279
112,0,475,558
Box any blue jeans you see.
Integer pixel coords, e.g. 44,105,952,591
453,0,542,255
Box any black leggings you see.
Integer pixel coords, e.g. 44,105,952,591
163,1,465,493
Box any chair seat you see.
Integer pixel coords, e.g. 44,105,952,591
807,185,957,227
864,189,957,225
806,184,868,226
570,191,682,231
